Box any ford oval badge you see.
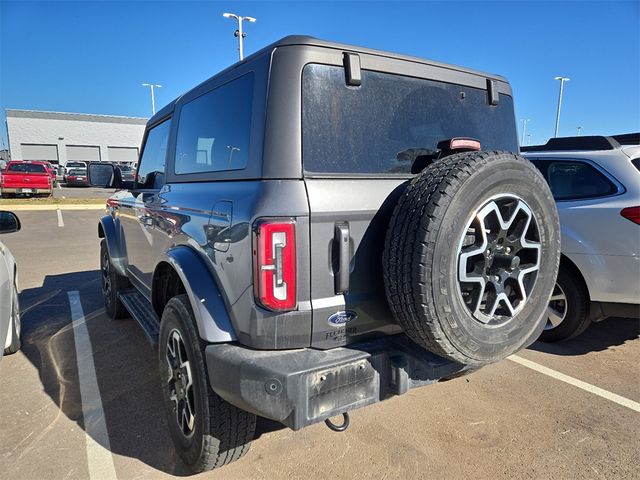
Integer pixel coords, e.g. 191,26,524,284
328,310,358,326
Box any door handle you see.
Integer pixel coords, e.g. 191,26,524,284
334,223,350,294
138,214,153,227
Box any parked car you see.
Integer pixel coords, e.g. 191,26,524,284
0,210,22,360
63,161,88,182
90,36,560,473
523,134,640,341
116,164,135,182
65,168,89,187
0,161,53,197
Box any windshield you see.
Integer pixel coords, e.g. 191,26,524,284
68,170,86,176
8,163,47,173
67,162,86,168
302,64,518,175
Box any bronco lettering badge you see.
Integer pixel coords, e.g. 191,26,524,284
328,310,358,326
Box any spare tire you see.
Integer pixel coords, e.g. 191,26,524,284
383,151,560,366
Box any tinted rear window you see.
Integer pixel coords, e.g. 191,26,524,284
302,64,518,175
8,163,46,173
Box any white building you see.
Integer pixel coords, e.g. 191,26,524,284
5,109,147,168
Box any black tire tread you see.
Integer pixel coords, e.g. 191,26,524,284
163,295,256,472
383,150,556,364
539,267,591,342
100,239,130,320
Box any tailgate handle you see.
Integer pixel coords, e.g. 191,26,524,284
334,223,350,294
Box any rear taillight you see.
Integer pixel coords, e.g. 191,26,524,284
253,219,297,311
621,206,640,225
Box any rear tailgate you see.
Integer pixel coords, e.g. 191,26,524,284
1,171,51,190
301,62,518,349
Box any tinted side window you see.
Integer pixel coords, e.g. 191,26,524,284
137,119,171,189
174,73,254,175
534,160,619,200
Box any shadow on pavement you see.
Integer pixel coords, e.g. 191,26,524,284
19,270,191,476
528,316,640,356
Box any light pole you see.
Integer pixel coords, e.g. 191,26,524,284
223,12,256,61
576,126,583,136
141,83,162,115
226,145,240,168
554,76,570,138
520,118,530,145
527,133,532,146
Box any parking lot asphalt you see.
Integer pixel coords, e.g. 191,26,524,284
0,210,638,480
53,184,117,199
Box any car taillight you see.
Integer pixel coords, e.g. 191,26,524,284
253,219,297,311
621,206,640,225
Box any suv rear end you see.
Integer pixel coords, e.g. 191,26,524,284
95,36,560,473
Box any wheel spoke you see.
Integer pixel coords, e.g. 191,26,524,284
457,195,541,325
547,307,565,327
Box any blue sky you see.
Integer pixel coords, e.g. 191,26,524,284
1,0,638,149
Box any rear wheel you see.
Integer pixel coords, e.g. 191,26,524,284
384,151,561,366
100,240,130,319
159,295,256,472
4,281,21,355
539,267,590,342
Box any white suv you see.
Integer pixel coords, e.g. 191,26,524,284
523,133,640,341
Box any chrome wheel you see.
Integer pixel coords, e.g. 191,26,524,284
166,329,196,437
457,194,541,326
545,283,568,330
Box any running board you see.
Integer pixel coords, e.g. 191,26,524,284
118,290,160,345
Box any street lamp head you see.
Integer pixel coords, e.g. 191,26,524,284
244,16,257,22
155,84,162,88
141,83,150,87
223,12,236,19
554,76,570,81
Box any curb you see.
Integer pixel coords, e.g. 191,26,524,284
1,204,105,211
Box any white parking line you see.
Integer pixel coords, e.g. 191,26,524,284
509,355,640,413
68,291,118,480
56,208,64,227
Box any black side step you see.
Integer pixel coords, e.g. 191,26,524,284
119,290,160,345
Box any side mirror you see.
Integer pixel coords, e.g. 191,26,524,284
88,163,120,188
0,211,21,234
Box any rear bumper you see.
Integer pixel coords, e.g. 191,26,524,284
206,334,467,431
1,187,52,194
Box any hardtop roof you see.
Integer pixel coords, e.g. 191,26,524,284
148,35,510,125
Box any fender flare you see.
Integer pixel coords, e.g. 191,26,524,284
98,215,127,276
157,246,237,343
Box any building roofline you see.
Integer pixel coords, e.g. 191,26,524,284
5,109,148,125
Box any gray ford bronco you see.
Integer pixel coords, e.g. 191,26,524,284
91,36,560,472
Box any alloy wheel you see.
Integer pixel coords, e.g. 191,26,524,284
457,194,541,326
166,329,196,437
544,283,568,330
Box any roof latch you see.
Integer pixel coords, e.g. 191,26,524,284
343,52,362,87
486,79,499,106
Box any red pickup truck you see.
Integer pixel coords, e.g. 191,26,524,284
0,161,53,197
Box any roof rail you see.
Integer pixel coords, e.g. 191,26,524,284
521,135,622,152
612,133,640,146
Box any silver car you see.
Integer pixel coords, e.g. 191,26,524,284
0,211,21,359
524,134,640,341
